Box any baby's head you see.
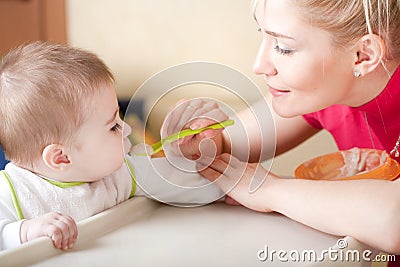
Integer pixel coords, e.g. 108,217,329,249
0,41,130,181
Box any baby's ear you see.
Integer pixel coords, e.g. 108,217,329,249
42,144,71,171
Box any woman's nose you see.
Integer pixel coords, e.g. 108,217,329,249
253,38,277,76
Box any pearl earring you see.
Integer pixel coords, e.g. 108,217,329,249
353,69,362,78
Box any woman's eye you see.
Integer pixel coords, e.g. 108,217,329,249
274,40,294,55
110,123,122,132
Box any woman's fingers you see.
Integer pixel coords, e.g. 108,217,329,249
175,99,205,132
161,99,229,158
162,99,228,136
225,196,242,206
197,153,245,193
163,99,200,136
161,99,189,137
189,101,229,129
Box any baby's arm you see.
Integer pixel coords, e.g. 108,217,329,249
0,219,23,249
20,212,78,250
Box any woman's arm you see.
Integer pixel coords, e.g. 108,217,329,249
222,99,320,162
267,177,400,254
199,154,400,254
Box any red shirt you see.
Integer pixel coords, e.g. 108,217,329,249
303,66,400,164
304,66,400,266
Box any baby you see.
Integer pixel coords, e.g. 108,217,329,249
0,42,223,250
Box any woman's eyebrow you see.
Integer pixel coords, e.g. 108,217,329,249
263,29,295,40
253,15,295,40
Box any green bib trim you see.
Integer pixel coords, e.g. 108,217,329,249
0,158,136,220
0,170,24,220
41,178,86,188
125,158,137,198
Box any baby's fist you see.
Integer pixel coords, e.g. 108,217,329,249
20,212,78,250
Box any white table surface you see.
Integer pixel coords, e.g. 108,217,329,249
0,197,374,267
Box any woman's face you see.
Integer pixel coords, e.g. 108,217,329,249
253,0,356,117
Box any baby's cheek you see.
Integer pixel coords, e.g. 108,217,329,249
111,153,125,173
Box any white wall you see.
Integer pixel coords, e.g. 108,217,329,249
66,0,264,99
66,0,337,176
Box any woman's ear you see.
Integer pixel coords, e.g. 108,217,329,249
42,144,71,171
353,34,386,76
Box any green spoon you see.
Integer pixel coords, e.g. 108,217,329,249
139,119,234,156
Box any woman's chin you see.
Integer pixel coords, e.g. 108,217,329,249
272,103,299,118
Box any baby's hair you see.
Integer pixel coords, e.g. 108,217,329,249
252,0,400,60
0,41,114,167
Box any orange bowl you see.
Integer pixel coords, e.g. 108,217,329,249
294,148,400,181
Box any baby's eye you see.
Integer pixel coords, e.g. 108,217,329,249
110,123,122,132
274,40,295,55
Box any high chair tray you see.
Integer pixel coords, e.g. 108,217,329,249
0,197,374,267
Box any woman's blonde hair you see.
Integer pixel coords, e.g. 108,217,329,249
253,0,400,60
0,41,114,166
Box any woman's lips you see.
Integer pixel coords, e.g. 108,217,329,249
268,86,290,97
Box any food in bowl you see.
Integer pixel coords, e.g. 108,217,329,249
294,148,400,181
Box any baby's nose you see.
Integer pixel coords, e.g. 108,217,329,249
122,122,132,138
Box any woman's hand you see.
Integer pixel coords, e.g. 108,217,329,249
197,153,278,212
161,99,228,159
20,212,78,250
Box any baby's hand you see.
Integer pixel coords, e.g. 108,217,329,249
20,212,78,250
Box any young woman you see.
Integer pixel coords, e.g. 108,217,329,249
161,0,400,259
